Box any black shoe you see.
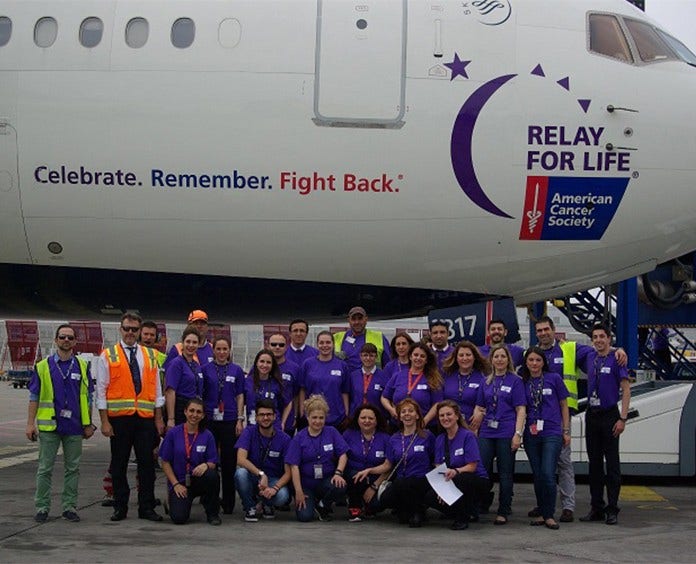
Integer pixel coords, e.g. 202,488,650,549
528,507,541,518
579,510,606,522
605,512,618,525
62,510,80,522
207,515,222,526
138,509,163,522
314,502,332,522
450,520,469,530
408,512,423,528
559,509,574,522
34,510,49,523
110,509,128,521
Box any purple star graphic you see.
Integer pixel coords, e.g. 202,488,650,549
445,54,471,81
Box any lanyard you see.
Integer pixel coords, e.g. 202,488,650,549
400,432,418,471
457,372,471,401
490,375,504,417
407,371,424,396
257,427,275,464
185,360,203,398
54,357,76,409
309,429,325,461
530,374,544,416
215,363,228,397
591,356,608,398
183,426,199,474
361,433,374,459
362,371,374,402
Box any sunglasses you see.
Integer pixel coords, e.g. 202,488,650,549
268,342,286,347
120,326,140,333
57,335,75,341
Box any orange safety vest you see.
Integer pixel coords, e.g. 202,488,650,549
103,344,158,418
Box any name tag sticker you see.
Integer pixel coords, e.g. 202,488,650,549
345,336,356,344
213,408,223,421
331,370,342,376
454,448,464,456
416,384,428,390
554,358,563,364
375,450,385,458
542,388,553,395
601,367,611,374
196,445,206,453
225,376,235,382
500,385,512,393
59,409,72,418
323,443,334,452
71,373,81,380
269,450,280,458
282,373,292,381
413,445,425,452
468,383,479,388
536,419,544,431
590,397,601,407
488,420,499,429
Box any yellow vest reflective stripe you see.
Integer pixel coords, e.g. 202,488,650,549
333,329,385,364
35,357,90,431
559,341,579,410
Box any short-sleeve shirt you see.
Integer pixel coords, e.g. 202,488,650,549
236,424,292,478
435,427,488,479
523,372,569,436
441,370,486,422
201,361,245,421
342,429,390,474
300,357,350,426
286,426,349,490
476,373,526,439
165,355,204,399
348,367,390,417
386,431,435,479
585,352,629,409
383,371,443,419
159,424,218,491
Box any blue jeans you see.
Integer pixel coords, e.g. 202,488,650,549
234,468,291,511
295,477,347,522
478,436,517,517
524,433,563,520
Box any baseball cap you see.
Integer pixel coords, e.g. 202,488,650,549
187,310,209,323
348,306,367,317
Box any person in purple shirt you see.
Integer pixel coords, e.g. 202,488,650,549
425,400,489,531
162,309,214,370
520,347,570,530
235,400,292,522
381,342,444,429
333,306,392,372
287,395,349,522
379,398,435,528
245,349,292,431
342,404,391,522
472,345,526,524
26,324,95,523
159,398,221,525
441,341,489,424
201,336,245,515
382,332,414,382
267,333,300,434
579,324,631,525
285,319,319,368
299,331,350,429
165,326,205,429
348,343,391,418
428,321,454,370
478,319,525,369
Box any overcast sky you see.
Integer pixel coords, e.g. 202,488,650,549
646,0,696,51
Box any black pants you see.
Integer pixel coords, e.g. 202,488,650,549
207,420,238,512
586,406,621,513
379,476,430,520
168,468,220,524
425,473,489,522
109,415,157,513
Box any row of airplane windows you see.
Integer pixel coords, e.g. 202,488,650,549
0,16,198,49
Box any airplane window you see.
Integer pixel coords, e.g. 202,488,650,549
588,14,633,64
171,17,195,49
624,19,677,63
218,18,241,49
80,17,103,48
0,17,11,47
34,17,58,48
656,29,696,65
126,17,149,48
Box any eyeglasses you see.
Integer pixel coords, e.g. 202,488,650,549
268,342,286,348
257,412,275,418
57,335,75,341
120,326,140,333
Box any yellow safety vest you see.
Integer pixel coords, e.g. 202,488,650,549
559,341,579,411
333,329,386,365
36,357,91,431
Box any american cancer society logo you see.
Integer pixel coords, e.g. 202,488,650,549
519,176,629,240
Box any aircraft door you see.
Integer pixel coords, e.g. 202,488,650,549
314,0,406,127
0,121,30,262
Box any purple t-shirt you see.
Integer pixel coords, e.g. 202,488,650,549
541,341,593,378
201,361,245,421
285,344,318,368
286,426,349,489
476,373,526,439
342,429,390,473
430,344,454,370
584,351,629,409
479,343,525,368
442,370,486,422
336,330,392,372
435,428,488,479
244,375,290,428
524,371,569,437
28,355,93,436
165,355,204,399
278,359,300,431
300,356,350,426
382,359,409,382
348,367,390,416
236,424,292,478
383,371,444,419
163,342,214,370
386,431,435,479
159,424,218,491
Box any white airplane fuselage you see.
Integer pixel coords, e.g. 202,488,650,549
0,0,695,315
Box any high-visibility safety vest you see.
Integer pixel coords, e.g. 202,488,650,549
559,341,579,411
36,356,90,432
333,329,385,365
103,344,159,418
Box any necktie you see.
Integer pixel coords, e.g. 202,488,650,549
128,346,142,395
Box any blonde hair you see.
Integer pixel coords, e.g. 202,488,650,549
304,394,330,417
486,345,515,384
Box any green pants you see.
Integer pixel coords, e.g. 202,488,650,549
35,432,83,513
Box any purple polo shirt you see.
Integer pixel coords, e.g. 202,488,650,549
278,359,300,431
584,351,629,409
300,356,350,426
442,370,486,422
285,344,318,368
348,367,390,417
479,343,525,368
29,355,93,436
336,330,392,372
386,431,435,479
476,373,526,439
524,371,569,436
165,355,204,399
383,371,444,419
236,424,292,478
201,361,245,421
435,428,488,480
159,424,218,491
244,375,290,428
163,341,214,370
286,427,349,489
430,344,454,370
342,429,391,473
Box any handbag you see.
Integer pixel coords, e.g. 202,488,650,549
377,432,419,501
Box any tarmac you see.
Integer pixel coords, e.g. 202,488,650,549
1,381,694,563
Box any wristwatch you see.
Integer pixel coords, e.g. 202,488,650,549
515,430,523,438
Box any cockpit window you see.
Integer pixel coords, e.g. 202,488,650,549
623,18,677,63
656,29,696,65
589,14,633,63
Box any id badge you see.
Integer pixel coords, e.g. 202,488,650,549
313,464,323,480
536,419,544,431
185,473,191,487
488,420,499,429
589,396,601,407
213,408,224,421
59,409,73,419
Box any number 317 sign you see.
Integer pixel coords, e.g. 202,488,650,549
427,298,520,345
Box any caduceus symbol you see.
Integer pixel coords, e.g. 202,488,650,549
526,182,542,233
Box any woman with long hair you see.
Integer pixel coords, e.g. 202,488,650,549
245,349,292,430
441,341,489,427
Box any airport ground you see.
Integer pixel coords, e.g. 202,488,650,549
1,382,694,563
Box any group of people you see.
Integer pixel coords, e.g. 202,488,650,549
26,307,631,530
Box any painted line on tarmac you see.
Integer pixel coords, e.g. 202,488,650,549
620,485,667,502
